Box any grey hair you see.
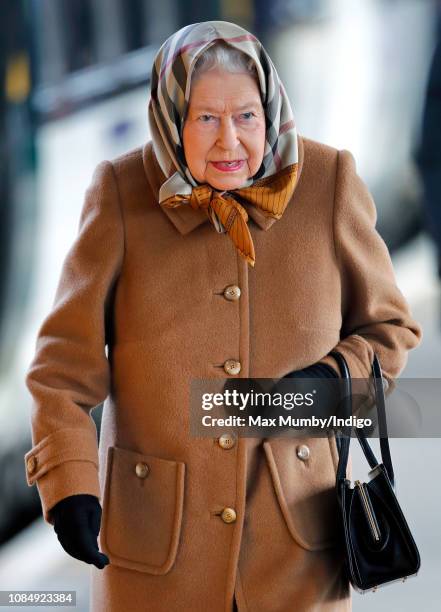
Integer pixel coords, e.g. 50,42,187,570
191,40,260,88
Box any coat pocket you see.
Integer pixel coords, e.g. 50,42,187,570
263,435,340,551
100,445,186,574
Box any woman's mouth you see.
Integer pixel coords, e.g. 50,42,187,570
210,160,245,172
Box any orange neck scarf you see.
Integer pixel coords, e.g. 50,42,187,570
161,163,298,267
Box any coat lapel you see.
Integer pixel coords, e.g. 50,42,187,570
142,136,304,235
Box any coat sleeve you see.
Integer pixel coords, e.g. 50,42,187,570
23,161,124,525
317,149,422,396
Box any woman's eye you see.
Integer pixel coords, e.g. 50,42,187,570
198,113,255,122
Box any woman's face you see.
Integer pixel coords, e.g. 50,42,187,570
182,68,266,191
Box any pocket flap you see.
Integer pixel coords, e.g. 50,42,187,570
100,445,186,574
263,437,339,550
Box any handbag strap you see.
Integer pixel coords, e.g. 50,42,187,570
329,350,395,488
329,350,351,481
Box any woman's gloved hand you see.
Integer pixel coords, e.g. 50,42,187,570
51,494,110,569
267,362,341,428
283,363,339,379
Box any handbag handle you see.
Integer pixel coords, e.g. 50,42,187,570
329,350,395,488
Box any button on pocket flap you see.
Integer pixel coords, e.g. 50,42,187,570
100,446,186,574
263,437,339,551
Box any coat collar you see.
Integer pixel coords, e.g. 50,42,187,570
142,136,304,236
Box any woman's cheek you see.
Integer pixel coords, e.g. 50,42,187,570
248,155,260,176
195,134,211,159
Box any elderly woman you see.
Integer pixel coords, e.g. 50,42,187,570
23,20,421,612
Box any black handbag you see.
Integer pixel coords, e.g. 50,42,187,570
329,349,421,593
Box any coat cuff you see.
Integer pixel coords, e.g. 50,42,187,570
24,427,100,525
317,334,392,415
318,334,372,378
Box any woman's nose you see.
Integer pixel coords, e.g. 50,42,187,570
216,118,240,150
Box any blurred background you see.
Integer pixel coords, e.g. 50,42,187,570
0,0,440,610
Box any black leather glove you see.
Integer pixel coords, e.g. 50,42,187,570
268,362,341,425
283,362,339,379
51,494,110,569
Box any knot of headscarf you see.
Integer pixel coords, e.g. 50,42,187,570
161,164,298,266
148,20,300,268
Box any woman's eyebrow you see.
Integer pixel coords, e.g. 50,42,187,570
191,102,262,112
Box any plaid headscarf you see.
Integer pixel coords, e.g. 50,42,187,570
147,20,299,267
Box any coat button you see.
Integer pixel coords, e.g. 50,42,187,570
224,359,241,375
221,507,237,523
135,462,150,478
223,285,241,301
218,433,236,449
26,455,37,474
296,444,310,461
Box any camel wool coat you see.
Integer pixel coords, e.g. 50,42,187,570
24,134,422,612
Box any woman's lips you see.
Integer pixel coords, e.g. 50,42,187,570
210,160,245,172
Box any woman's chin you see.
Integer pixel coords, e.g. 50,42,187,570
206,174,248,191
